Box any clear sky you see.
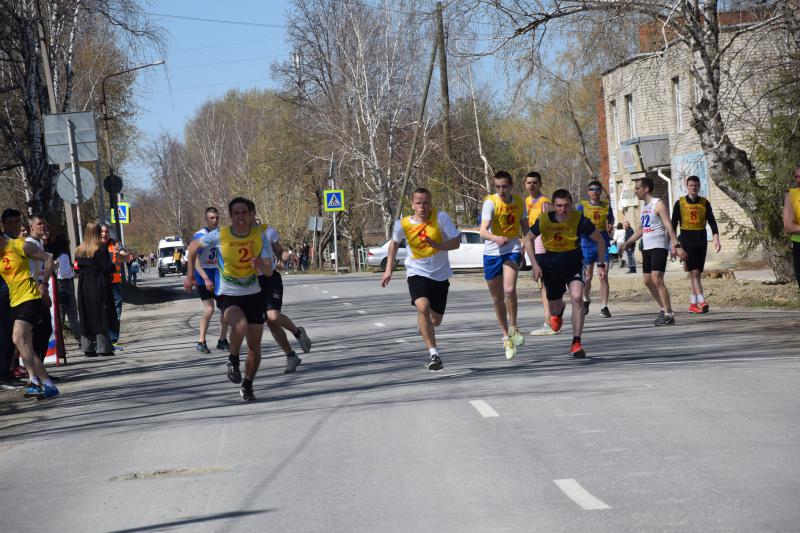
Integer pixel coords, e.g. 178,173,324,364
126,0,290,186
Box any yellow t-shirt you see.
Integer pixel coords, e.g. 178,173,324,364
1,238,41,307
678,196,709,231
790,189,800,243
525,195,550,225
539,211,582,253
486,194,524,239
401,209,443,259
579,200,610,231
218,226,264,284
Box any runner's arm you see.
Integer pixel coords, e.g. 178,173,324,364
23,241,54,297
184,240,202,291
622,227,643,250
706,203,721,252
671,200,681,230
656,200,685,258
478,201,507,246
589,229,608,280
380,239,399,287
784,193,800,234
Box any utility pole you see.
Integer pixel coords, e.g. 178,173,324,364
35,0,79,254
394,19,440,221
328,157,339,274
436,2,452,162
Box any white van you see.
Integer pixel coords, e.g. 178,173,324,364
157,236,185,277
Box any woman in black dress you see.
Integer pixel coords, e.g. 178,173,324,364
75,222,117,357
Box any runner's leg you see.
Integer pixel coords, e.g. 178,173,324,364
568,280,585,337
583,262,594,303
502,262,520,329
266,309,292,354
642,273,664,308
243,324,264,381
224,306,247,356
12,321,49,383
199,298,214,343
651,271,673,313
600,271,610,308
487,276,509,336
414,297,436,350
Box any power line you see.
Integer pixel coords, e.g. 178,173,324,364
169,55,285,70
140,78,272,94
147,12,286,28
172,38,285,53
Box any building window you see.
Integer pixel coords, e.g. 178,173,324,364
624,94,636,137
672,76,683,132
609,100,620,145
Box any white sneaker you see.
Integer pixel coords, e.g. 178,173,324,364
510,326,525,347
503,337,517,360
296,326,312,353
530,322,559,336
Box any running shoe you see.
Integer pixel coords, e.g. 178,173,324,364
570,341,586,359
654,313,676,326
549,314,563,333
600,306,611,318
296,327,312,354
216,338,230,351
510,326,525,347
39,384,60,400
23,383,43,398
654,310,665,325
426,354,444,371
226,361,242,383
530,322,558,336
688,303,702,314
583,299,591,315
240,384,256,402
196,341,211,354
284,353,302,374
503,337,517,360
700,301,710,313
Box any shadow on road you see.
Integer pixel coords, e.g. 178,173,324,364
108,509,273,532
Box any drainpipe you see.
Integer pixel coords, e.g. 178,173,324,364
656,167,673,214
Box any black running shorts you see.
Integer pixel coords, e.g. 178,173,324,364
196,283,214,301
11,298,49,326
539,253,584,301
407,275,450,315
683,244,707,272
258,272,283,311
642,248,668,273
215,293,265,325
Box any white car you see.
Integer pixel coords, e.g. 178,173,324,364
449,229,531,270
366,239,408,270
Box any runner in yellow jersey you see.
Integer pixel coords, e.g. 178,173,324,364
783,165,800,289
185,197,274,401
671,175,721,313
523,171,558,336
0,231,59,399
523,189,607,358
576,180,614,318
479,171,529,360
382,188,460,371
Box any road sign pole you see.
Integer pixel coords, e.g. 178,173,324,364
332,211,339,274
95,160,106,224
66,120,83,242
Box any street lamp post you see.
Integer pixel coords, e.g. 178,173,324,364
100,60,165,244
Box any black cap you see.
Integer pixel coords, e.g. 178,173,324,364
1,208,21,221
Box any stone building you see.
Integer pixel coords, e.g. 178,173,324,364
598,12,782,262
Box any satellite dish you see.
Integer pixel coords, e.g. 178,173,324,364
56,167,96,204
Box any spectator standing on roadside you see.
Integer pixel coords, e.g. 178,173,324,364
149,251,156,268
300,241,310,271
623,221,636,273
100,225,124,344
129,257,140,285
76,223,117,357
784,165,800,289
52,234,81,341
0,208,22,390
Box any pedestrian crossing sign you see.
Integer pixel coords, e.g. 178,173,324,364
110,202,130,224
323,189,345,212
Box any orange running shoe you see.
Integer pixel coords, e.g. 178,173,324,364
570,341,586,359
688,303,703,314
550,314,563,333
700,301,710,313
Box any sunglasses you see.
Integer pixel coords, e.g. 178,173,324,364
588,187,602,192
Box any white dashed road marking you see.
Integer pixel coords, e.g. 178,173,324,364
322,290,329,294
357,310,367,315
332,296,339,299
342,302,352,306
373,322,386,328
394,339,407,343
469,400,499,418
554,479,611,510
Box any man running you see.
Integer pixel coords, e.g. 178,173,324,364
621,177,686,325
671,175,721,313
191,207,229,354
524,171,558,336
381,188,460,370
24,214,53,362
0,230,59,399
576,180,614,318
259,222,312,373
185,197,274,401
480,171,528,359
784,165,800,289
524,188,607,358
100,225,124,345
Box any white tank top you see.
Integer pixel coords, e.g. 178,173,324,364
641,198,668,250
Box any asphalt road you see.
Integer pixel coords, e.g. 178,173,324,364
1,269,799,532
